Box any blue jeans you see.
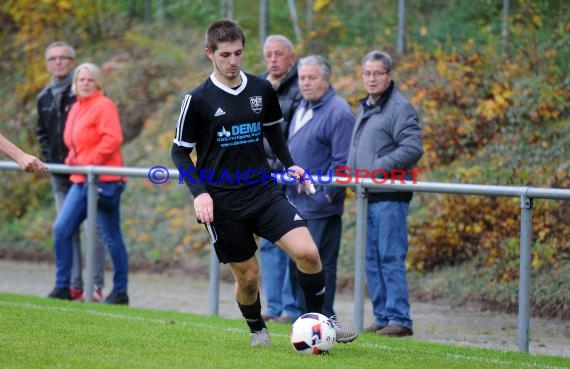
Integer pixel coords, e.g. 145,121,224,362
289,216,342,317
53,182,128,293
259,238,300,318
366,201,412,329
51,174,106,289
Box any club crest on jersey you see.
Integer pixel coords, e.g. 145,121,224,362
249,96,262,114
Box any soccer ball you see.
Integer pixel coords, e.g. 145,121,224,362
290,313,336,355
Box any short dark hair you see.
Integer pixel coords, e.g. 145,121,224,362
205,19,246,52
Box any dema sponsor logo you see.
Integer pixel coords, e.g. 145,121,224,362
216,123,261,138
217,126,231,137
232,122,260,135
216,122,262,147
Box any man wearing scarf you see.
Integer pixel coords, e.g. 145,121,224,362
36,41,106,301
258,34,304,324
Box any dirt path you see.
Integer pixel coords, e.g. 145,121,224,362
1,259,568,358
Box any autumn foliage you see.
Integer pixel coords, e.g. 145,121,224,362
0,0,568,311
391,6,569,286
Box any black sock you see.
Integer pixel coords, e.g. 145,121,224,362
297,269,325,315
236,292,267,333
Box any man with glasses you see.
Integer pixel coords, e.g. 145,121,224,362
36,41,106,302
347,50,423,337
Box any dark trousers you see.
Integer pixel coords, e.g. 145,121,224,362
289,215,342,317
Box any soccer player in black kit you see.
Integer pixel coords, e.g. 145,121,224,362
171,19,357,346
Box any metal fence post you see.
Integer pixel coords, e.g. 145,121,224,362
517,192,533,353
353,185,368,332
84,170,98,303
208,243,220,316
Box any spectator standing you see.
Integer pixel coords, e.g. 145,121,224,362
47,62,129,305
0,133,47,174
286,55,355,323
258,34,303,323
37,41,106,301
171,19,356,346
347,50,423,336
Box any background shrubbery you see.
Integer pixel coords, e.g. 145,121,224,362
0,0,568,317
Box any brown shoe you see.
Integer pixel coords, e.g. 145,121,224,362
363,323,386,333
269,315,295,324
377,324,413,337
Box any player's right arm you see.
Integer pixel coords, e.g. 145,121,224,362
171,92,213,224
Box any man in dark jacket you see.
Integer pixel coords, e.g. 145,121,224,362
258,35,303,323
37,41,106,301
347,50,424,337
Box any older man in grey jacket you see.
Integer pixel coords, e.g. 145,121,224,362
347,50,423,337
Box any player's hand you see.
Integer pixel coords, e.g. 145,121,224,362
17,154,47,175
286,165,316,196
194,193,214,225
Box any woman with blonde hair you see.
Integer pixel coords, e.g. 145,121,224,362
48,62,129,305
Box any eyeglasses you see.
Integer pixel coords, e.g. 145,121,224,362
47,56,73,63
362,71,388,79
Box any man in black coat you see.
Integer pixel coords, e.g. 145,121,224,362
258,35,304,323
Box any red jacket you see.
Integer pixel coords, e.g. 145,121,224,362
64,91,125,183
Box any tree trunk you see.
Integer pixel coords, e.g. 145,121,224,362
288,0,302,44
305,0,314,51
259,0,269,52
220,0,234,19
502,0,510,55
397,0,406,55
157,0,165,23
144,0,152,23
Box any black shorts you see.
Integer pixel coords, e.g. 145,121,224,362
204,194,306,264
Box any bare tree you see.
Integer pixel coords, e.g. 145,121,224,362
144,0,152,22
305,0,314,50
220,0,234,19
397,0,406,55
306,0,314,31
502,0,510,55
260,0,269,52
157,0,165,23
288,0,302,44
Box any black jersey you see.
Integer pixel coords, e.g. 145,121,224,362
173,71,285,217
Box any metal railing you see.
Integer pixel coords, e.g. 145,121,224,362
1,160,569,354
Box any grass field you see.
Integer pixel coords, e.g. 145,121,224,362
1,293,569,369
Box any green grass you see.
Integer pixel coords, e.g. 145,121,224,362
1,294,569,369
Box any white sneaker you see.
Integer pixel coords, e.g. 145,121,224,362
329,315,358,343
250,328,271,347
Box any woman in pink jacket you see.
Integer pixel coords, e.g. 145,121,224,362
47,62,129,305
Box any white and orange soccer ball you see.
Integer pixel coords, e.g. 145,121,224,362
290,313,336,355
